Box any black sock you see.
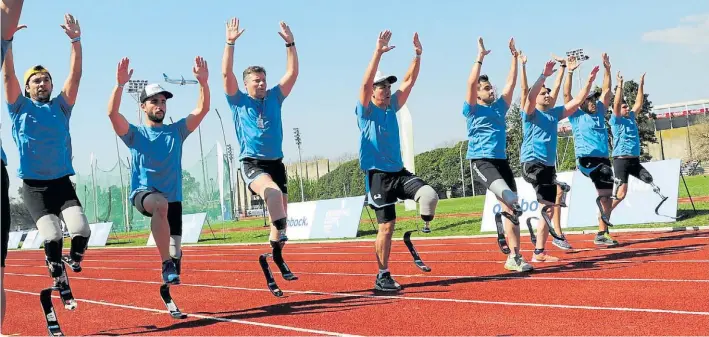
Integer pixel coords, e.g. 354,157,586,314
534,248,544,255
597,231,605,236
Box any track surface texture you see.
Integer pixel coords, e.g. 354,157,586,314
2,229,708,336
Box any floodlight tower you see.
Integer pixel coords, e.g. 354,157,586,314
293,128,305,202
126,80,148,124
565,48,589,88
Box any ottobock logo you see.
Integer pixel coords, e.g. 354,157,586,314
492,199,539,214
287,217,309,227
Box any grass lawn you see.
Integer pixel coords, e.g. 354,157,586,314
97,175,708,248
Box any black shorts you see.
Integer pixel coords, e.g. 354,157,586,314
469,158,517,192
2,163,10,267
366,169,428,223
22,175,82,223
577,156,614,190
521,162,557,204
133,191,183,236
240,158,288,195
613,157,651,184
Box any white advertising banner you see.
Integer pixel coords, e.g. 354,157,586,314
87,222,114,247
146,212,207,246
566,159,681,227
285,195,365,240
397,104,417,212
7,231,23,250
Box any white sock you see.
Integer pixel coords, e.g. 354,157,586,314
378,269,389,277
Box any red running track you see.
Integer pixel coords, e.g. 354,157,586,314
2,229,708,336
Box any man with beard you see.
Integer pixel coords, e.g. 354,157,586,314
520,60,599,263
108,56,210,284
564,53,617,245
221,18,300,282
356,30,439,292
464,36,532,272
1,0,25,324
3,13,90,305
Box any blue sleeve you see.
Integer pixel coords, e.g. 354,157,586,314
53,94,74,119
174,117,192,141
520,108,531,122
6,95,30,115
609,114,619,124
119,124,140,147
355,100,371,118
225,90,244,110
596,101,607,115
270,85,285,105
462,101,476,118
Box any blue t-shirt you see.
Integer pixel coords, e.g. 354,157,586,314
463,97,510,160
568,101,609,158
120,118,192,203
520,106,565,166
226,85,285,161
6,95,75,180
610,111,640,157
356,93,404,172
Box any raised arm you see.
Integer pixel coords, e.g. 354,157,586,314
464,37,490,106
277,21,298,98
563,56,581,104
519,51,528,104
222,17,245,97
359,30,394,106
59,14,82,106
523,60,556,116
500,38,518,107
186,56,211,132
632,73,645,118
600,53,612,107
2,47,21,104
548,54,566,106
562,66,600,118
1,0,25,40
396,32,422,108
108,58,132,137
613,71,624,117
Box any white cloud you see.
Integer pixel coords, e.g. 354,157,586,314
642,13,709,48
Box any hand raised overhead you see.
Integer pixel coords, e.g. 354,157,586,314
616,71,623,83
376,30,395,54
226,17,245,43
543,60,557,77
508,37,518,57
60,13,80,39
116,57,133,86
602,53,611,69
478,37,491,57
278,21,294,43
588,65,601,82
413,32,422,55
193,56,209,83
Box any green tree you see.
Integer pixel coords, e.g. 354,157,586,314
505,102,523,176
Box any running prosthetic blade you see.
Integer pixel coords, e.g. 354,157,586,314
403,230,431,272
525,217,538,245
159,284,187,319
494,212,513,255
654,195,686,220
259,253,284,297
596,196,614,227
540,205,565,241
54,268,77,311
40,287,65,336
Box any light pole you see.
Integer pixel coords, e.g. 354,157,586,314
214,108,238,220
293,128,305,202
565,48,589,89
126,80,148,124
459,141,466,197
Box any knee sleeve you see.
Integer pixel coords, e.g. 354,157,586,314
639,169,654,184
273,218,287,230
489,179,519,209
414,185,438,219
43,239,64,278
169,235,182,259
263,187,286,221
37,215,64,242
61,206,91,238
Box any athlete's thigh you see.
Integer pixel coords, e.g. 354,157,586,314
612,157,632,184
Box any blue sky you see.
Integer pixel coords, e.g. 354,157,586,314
2,0,708,196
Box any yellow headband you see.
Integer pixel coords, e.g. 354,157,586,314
23,65,51,86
